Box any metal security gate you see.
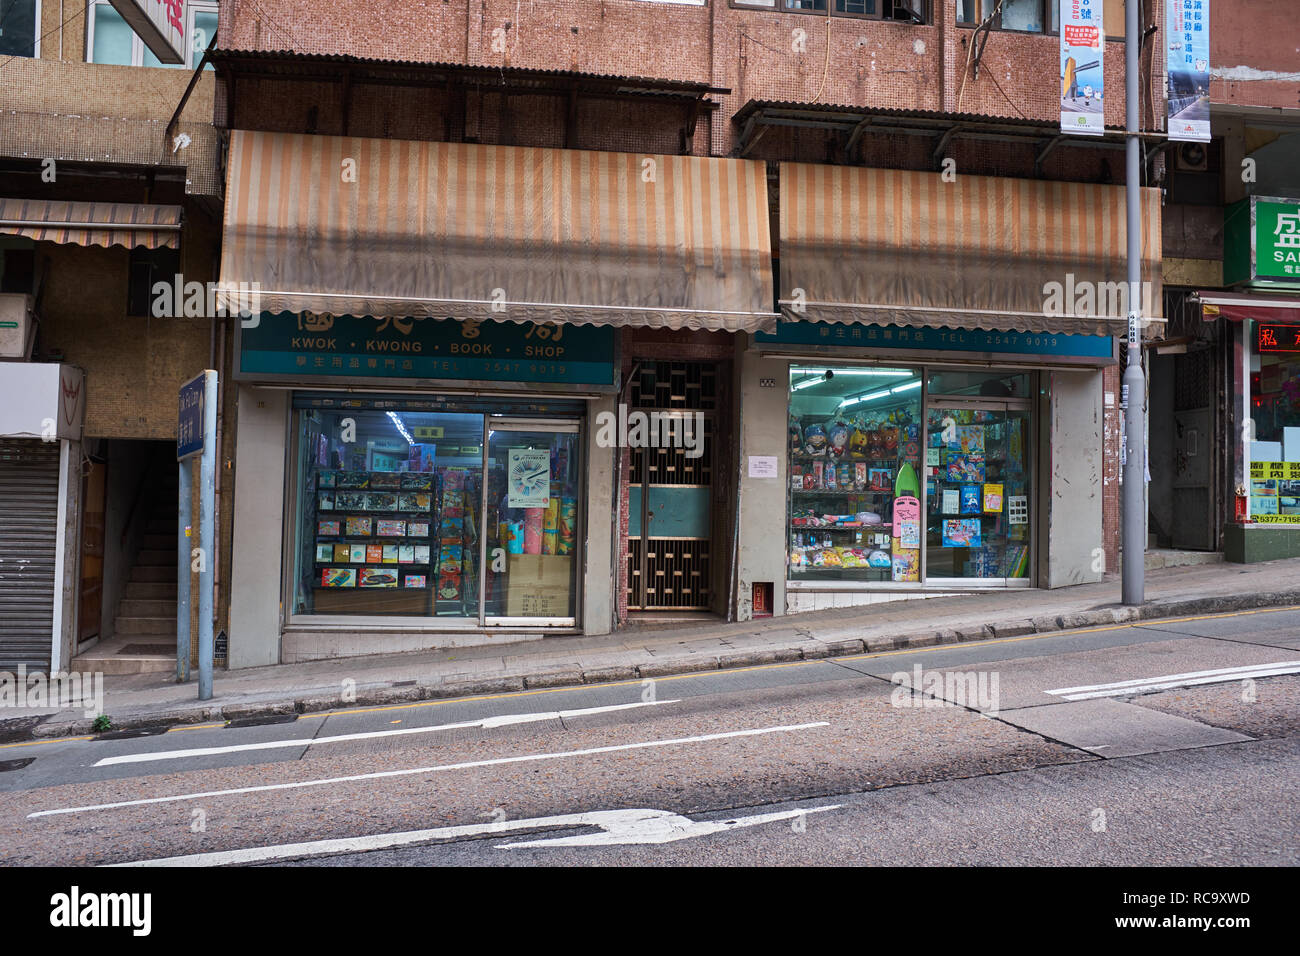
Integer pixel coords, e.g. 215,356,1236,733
0,439,60,670
626,362,717,611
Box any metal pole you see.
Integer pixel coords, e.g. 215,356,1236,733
198,370,218,700
177,459,191,683
1121,0,1145,604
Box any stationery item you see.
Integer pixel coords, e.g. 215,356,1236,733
366,492,398,511
358,568,398,588
318,493,335,511
349,544,367,564
382,545,399,564
401,472,434,489
320,567,356,588
366,544,383,564
413,545,431,564
825,462,838,490
942,518,981,548
437,573,461,600
1008,495,1029,524
404,574,427,589
333,544,351,563
376,519,406,537
983,483,1004,513
317,471,336,488
399,545,416,564
942,489,959,514
869,468,892,492
504,520,524,554
399,493,432,512
558,497,577,554
960,485,982,515
408,521,430,537
543,498,561,555
315,544,333,562
892,549,920,582
337,472,370,489
523,509,544,554
345,516,372,537
317,519,341,536
791,464,804,490
335,492,366,510
854,462,868,491
369,471,401,489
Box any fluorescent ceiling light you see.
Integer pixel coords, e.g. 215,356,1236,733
386,411,415,446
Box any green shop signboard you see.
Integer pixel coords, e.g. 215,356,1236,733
753,321,1115,362
1225,196,1300,288
237,312,618,389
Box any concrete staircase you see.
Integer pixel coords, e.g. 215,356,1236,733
73,489,179,675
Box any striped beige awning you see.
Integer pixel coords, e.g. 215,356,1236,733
778,164,1163,335
0,198,182,249
218,130,776,332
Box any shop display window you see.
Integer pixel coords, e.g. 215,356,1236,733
292,409,484,618
1249,325,1300,518
923,406,1032,579
787,366,924,582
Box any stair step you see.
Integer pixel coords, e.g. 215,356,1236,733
114,616,174,636
130,565,176,583
141,533,175,550
136,549,178,567
119,598,177,617
124,581,177,599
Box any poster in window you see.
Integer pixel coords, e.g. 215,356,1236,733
507,448,552,508
983,483,1004,513
942,518,982,548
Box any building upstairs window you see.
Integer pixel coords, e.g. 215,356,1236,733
0,0,39,57
734,0,926,20
87,0,217,70
959,0,1123,36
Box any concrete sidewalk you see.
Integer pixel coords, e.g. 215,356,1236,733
6,558,1299,740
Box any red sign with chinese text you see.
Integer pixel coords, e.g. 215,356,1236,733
1257,324,1300,353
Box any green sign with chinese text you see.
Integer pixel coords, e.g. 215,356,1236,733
237,312,617,389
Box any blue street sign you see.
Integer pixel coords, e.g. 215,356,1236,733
177,372,207,461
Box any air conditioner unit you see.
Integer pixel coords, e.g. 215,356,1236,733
1175,142,1208,172
0,294,37,361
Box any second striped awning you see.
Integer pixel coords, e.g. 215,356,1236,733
778,163,1163,336
217,130,776,332
0,198,182,249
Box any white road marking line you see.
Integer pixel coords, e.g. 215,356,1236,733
106,805,842,866
92,699,681,768
1046,661,1300,701
29,721,830,819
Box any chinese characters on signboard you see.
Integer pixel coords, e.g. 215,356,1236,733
1059,0,1105,136
1257,325,1300,354
1167,0,1210,142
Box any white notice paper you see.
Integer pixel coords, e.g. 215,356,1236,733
748,456,778,479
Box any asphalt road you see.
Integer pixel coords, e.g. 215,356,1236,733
1,606,1297,867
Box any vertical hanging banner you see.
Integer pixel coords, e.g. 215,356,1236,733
1060,0,1105,136
1167,0,1211,142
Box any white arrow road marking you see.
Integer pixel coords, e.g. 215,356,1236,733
29,721,830,819
105,805,842,866
500,806,839,848
1046,661,1300,701
92,699,682,767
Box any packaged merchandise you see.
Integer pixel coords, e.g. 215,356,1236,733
349,544,367,564
366,544,383,564
523,509,544,554
382,545,399,564
317,519,341,536
404,574,427,589
333,544,351,563
398,545,416,563
358,568,398,588
558,497,577,554
315,544,333,563
320,568,356,588
376,519,405,536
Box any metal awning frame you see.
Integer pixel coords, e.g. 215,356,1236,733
734,101,1168,174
